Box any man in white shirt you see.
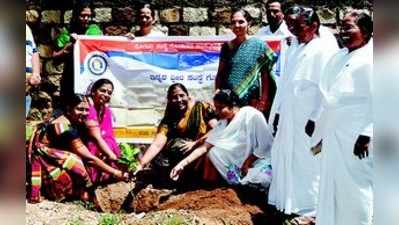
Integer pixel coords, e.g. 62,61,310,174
256,0,292,37
267,5,339,221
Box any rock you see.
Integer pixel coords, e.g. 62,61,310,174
183,7,208,23
41,10,61,24
189,26,216,36
63,10,72,24
317,7,337,24
94,8,112,23
113,7,135,24
26,9,40,24
243,5,261,19
212,7,232,24
131,185,174,213
160,8,181,23
248,25,261,35
218,26,233,35
104,25,130,36
94,181,135,213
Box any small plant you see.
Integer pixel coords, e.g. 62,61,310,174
72,200,96,211
118,143,141,172
98,213,120,225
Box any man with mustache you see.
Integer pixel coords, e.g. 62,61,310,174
256,0,292,37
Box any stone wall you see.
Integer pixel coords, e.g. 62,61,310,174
27,0,373,38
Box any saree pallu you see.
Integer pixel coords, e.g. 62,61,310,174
225,38,278,107
84,102,121,184
155,102,211,168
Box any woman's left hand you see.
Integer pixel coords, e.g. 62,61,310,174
180,140,196,153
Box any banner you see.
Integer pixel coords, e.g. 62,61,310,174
74,35,285,143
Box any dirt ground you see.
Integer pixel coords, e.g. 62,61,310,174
26,186,299,225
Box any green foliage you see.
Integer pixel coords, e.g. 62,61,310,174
162,214,186,225
118,143,141,172
98,213,120,225
72,200,96,211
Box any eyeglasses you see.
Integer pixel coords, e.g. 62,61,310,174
286,5,315,24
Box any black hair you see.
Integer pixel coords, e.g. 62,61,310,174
137,3,156,18
285,5,320,31
213,89,240,108
167,83,189,101
266,0,284,7
65,94,88,109
348,10,373,42
70,0,95,34
90,78,114,96
231,8,252,25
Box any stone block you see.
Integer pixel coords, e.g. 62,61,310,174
160,8,181,23
183,7,208,23
243,5,261,19
248,25,261,35
218,26,233,35
113,7,135,24
189,26,216,36
63,10,72,24
94,8,112,23
41,10,61,24
317,7,336,24
26,9,40,24
212,7,232,24
104,25,130,36
169,25,189,36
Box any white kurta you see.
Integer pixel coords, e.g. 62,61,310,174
268,35,339,216
256,21,293,38
206,106,274,184
313,40,373,225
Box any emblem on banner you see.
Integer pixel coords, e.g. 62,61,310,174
86,52,108,76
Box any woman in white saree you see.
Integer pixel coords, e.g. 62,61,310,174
170,89,274,185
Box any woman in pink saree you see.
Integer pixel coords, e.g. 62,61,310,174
84,79,121,184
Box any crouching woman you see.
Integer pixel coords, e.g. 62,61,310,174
170,89,274,184
26,94,127,203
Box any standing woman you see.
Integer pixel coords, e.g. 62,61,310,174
52,1,102,101
125,3,166,39
215,9,277,118
83,79,121,184
312,10,373,225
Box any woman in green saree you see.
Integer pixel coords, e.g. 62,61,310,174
215,9,278,119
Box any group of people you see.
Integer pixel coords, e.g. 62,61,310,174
26,1,373,225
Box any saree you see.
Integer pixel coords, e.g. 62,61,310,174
221,38,278,107
27,119,92,203
84,100,121,184
155,101,216,168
